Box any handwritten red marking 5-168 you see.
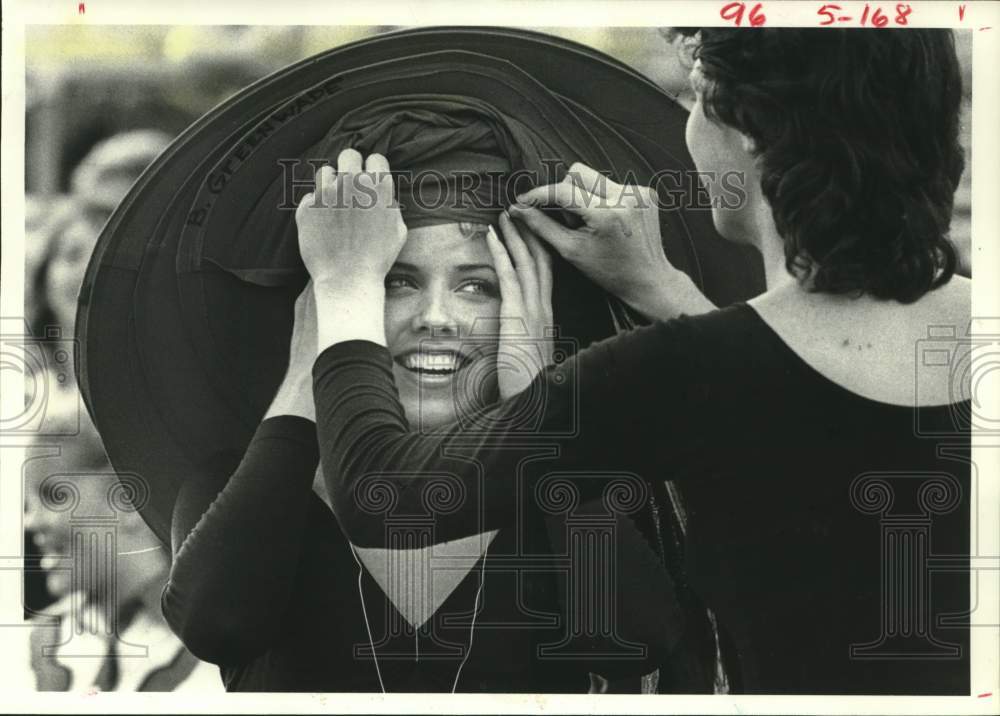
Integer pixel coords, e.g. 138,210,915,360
818,3,912,26
721,2,767,26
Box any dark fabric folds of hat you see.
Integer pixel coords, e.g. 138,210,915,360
315,106,527,228
196,89,585,291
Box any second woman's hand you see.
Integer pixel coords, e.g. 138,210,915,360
485,212,555,400
295,148,409,353
508,162,716,320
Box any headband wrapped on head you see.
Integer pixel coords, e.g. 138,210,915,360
316,104,526,228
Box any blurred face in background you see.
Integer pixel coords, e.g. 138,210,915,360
45,205,108,335
42,129,172,337
383,222,502,429
24,410,165,604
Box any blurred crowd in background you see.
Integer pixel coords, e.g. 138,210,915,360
17,25,973,692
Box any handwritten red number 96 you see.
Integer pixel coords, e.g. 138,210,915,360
721,1,767,27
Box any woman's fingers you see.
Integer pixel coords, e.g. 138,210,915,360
498,212,539,328
364,152,390,174
366,154,406,246
337,148,363,175
485,225,525,322
520,227,554,328
364,152,391,199
317,165,338,208
336,149,364,208
488,224,541,400
371,157,400,221
500,217,555,373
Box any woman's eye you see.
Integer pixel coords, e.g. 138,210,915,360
385,276,416,291
456,279,498,297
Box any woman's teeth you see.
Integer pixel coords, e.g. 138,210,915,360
403,352,462,373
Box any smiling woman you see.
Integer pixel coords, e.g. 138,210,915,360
161,136,589,693
385,222,505,429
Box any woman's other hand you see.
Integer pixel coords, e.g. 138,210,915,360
509,162,715,320
265,280,318,422
296,149,407,288
485,212,554,400
297,149,408,351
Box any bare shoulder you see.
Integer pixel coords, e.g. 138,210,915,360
914,274,971,317
748,279,971,407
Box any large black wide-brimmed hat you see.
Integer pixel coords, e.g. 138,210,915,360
77,27,763,544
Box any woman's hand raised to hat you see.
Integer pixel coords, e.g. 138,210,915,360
297,149,408,351
297,149,407,286
485,213,555,400
509,162,715,320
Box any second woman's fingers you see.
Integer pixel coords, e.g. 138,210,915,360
506,204,577,258
515,180,596,217
566,162,624,199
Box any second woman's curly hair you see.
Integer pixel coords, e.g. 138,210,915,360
678,29,964,303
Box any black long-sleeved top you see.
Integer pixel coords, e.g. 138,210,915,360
162,398,707,691
312,303,971,695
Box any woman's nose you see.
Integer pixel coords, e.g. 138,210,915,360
411,289,459,335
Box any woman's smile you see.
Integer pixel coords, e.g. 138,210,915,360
394,347,474,386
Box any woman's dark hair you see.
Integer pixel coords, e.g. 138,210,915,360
677,29,964,303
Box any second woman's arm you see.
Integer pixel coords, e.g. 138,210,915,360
313,321,694,548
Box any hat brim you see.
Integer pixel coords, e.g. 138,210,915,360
77,27,763,544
